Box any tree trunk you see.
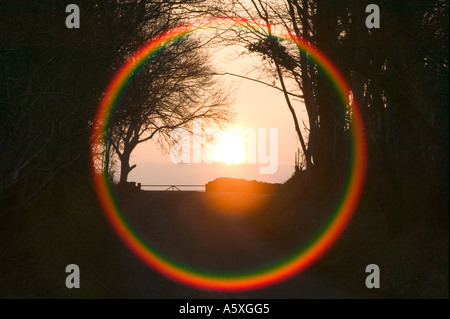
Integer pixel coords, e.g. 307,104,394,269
314,1,342,187
273,60,312,172
119,149,136,184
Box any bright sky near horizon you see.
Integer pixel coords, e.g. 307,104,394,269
127,41,307,187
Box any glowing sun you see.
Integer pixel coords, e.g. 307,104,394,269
211,130,246,164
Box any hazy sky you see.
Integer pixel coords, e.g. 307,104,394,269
127,42,307,188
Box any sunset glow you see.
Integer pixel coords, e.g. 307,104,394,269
211,130,246,164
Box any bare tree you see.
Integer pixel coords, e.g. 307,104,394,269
106,35,234,183
209,0,318,174
0,0,218,211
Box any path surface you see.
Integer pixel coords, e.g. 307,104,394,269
110,191,377,298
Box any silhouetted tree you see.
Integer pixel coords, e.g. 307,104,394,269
211,0,448,233
107,35,234,183
0,0,214,212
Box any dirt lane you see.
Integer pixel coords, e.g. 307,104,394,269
110,191,376,298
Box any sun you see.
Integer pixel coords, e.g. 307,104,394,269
211,130,246,164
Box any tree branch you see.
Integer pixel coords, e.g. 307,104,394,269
212,71,303,98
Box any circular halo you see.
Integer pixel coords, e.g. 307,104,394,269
90,17,367,292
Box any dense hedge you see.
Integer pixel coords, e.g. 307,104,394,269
205,177,281,194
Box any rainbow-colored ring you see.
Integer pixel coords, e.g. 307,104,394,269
90,17,367,292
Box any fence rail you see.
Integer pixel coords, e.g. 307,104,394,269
140,184,205,191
